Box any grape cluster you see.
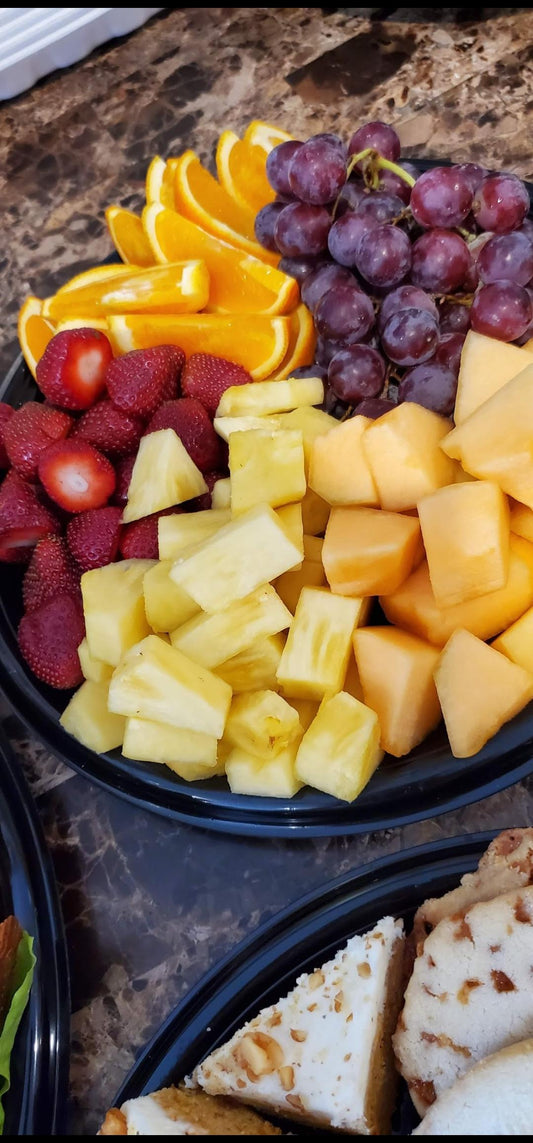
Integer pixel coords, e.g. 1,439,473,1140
254,121,533,420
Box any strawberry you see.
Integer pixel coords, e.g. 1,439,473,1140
118,507,180,560
38,440,116,513
71,399,144,458
105,345,184,418
0,403,14,468
22,535,81,612
0,470,61,563
187,469,228,512
66,505,123,571
144,398,221,474
181,352,252,417
35,327,113,411
18,592,85,689
3,401,73,480
112,454,136,508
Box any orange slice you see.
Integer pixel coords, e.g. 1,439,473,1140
107,313,291,381
17,296,55,378
143,203,298,315
266,303,317,380
146,155,180,208
56,318,109,333
105,205,155,267
42,261,210,320
55,263,134,294
173,149,279,265
216,129,276,214
243,119,295,154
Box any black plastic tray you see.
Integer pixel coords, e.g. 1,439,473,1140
109,831,494,1135
0,722,70,1135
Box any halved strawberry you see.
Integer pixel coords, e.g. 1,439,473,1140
106,345,184,418
71,399,144,458
144,397,221,473
111,454,136,508
38,440,116,513
0,470,61,563
18,592,85,689
22,535,81,612
35,327,113,411
66,505,123,571
3,401,73,480
0,403,14,468
181,352,252,417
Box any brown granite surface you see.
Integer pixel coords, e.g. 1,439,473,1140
2,6,533,1135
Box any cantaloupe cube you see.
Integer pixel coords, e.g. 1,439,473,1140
300,487,330,536
295,691,383,802
143,560,199,633
418,481,510,608
342,651,365,701
276,502,304,558
123,429,207,522
169,503,303,613
229,428,306,514
434,627,533,757
276,405,338,463
169,583,292,668
492,605,533,674
510,500,533,543
108,634,232,737
82,558,156,666
122,716,217,766
214,633,285,692
361,402,459,511
216,376,324,418
287,697,319,730
382,534,533,647
322,506,421,597
308,415,379,507
454,330,533,424
352,626,441,757
225,741,304,798
60,680,125,753
211,477,231,510
276,586,369,700
224,689,302,759
442,365,533,509
158,509,231,559
213,414,281,442
77,637,113,684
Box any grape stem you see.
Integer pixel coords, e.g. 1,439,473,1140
346,148,417,190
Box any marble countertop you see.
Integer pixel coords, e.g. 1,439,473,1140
2,6,533,1135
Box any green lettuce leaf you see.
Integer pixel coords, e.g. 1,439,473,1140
0,932,36,1134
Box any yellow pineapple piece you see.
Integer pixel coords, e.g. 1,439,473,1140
169,503,303,613
77,637,113,683
295,691,383,802
123,429,207,523
215,376,324,418
225,741,304,798
108,634,232,737
82,558,156,666
276,586,369,700
169,757,225,781
215,633,286,692
211,477,231,510
229,428,306,515
122,716,217,766
170,583,292,668
287,697,319,730
143,559,199,633
275,535,326,613
276,405,338,465
60,680,125,754
213,414,281,442
224,689,302,758
276,502,304,558
158,508,231,560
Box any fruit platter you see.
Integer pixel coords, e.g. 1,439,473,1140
2,119,533,835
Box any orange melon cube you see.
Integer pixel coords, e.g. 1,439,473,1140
308,415,379,507
352,626,442,757
510,500,533,544
492,605,533,675
418,480,510,608
453,329,533,425
361,402,459,511
322,506,421,597
434,627,533,758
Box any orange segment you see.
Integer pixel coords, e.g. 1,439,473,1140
56,318,109,333
17,296,55,378
266,303,317,380
42,261,210,320
143,203,298,315
55,263,134,294
216,129,276,214
105,205,155,267
107,313,291,381
243,120,295,154
173,149,279,266
146,155,180,208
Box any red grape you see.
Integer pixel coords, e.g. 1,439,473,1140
315,283,375,344
378,285,439,334
431,331,466,375
301,262,357,312
477,231,533,287
348,120,401,163
278,253,329,284
470,280,533,341
438,299,471,334
328,344,386,403
353,396,397,418
265,140,303,197
354,224,412,289
274,202,331,257
357,192,406,225
253,201,285,251
410,165,473,229
327,211,373,266
397,362,458,417
472,173,530,233
411,228,472,293
288,137,348,206
381,307,439,366
335,181,368,214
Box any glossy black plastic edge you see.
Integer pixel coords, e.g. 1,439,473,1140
111,831,494,1128
0,723,70,1135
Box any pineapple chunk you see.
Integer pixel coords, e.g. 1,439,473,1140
229,428,306,515
276,502,304,558
169,503,303,613
123,429,207,523
275,537,325,613
213,414,281,442
158,509,231,560
143,560,199,632
211,477,231,510
82,558,156,666
77,637,113,683
170,583,292,668
287,697,319,730
122,716,217,765
276,405,338,465
225,741,304,798
60,680,125,753
108,634,232,737
295,691,383,802
215,376,324,418
276,586,370,700
224,689,302,758
168,757,224,781
215,633,286,692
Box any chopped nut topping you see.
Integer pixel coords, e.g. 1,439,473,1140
491,969,516,992
420,1031,471,1057
357,962,371,978
457,978,482,1005
285,1094,305,1112
308,970,325,990
278,1065,295,1091
290,1029,307,1043
334,991,344,1013
235,1032,284,1079
514,896,533,924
